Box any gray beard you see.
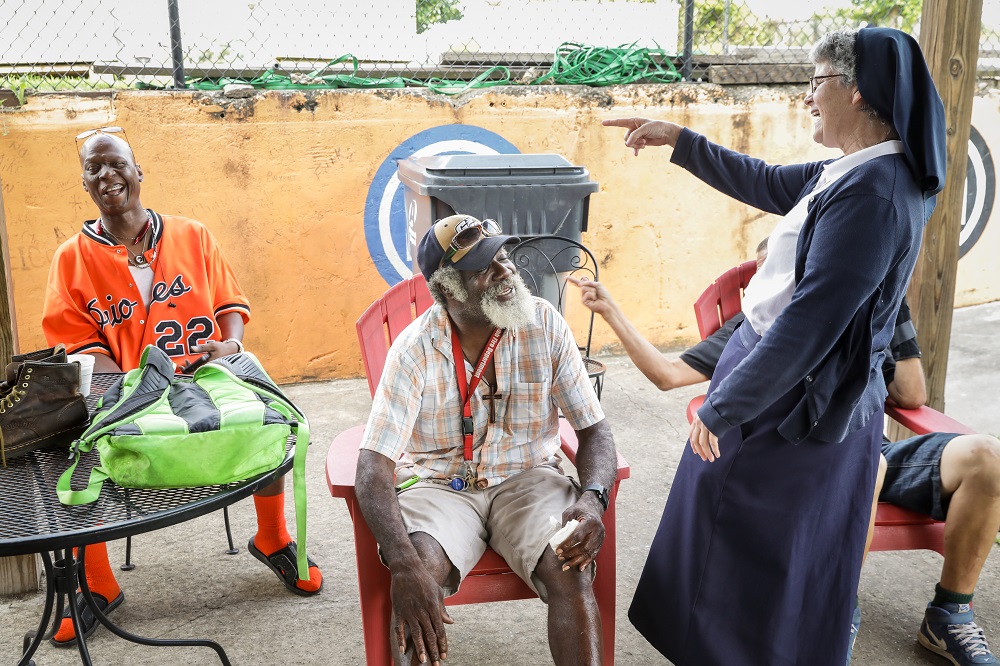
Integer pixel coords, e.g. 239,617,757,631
480,275,535,330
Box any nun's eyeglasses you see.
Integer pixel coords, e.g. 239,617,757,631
809,73,846,93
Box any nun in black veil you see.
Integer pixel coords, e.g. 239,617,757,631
604,27,947,665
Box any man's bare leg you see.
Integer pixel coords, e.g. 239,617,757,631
862,454,889,565
533,547,603,666
911,435,1000,663
938,435,1000,594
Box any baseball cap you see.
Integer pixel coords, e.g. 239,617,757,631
416,214,519,282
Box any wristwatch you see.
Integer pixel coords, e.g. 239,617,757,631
224,338,245,354
581,483,610,511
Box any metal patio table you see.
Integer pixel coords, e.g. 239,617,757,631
0,373,295,666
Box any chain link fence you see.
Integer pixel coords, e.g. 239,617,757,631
1,0,1000,98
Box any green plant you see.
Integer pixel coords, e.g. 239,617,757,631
686,0,783,50
416,0,463,34
193,43,237,65
11,81,27,105
830,0,923,32
682,0,926,55
0,74,127,94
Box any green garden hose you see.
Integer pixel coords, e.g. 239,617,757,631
531,42,680,85
137,42,678,94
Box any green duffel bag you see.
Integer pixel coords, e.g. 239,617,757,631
57,344,311,579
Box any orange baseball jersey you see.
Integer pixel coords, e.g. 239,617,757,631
43,210,251,371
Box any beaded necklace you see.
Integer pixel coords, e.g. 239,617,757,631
100,210,155,268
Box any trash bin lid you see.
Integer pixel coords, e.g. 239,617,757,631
398,154,597,189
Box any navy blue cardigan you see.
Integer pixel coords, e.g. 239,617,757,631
676,129,926,443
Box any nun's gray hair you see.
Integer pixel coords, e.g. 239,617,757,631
812,28,896,133
811,29,860,85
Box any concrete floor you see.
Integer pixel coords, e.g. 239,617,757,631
3,301,999,665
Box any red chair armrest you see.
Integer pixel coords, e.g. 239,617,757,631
558,418,631,481
884,404,976,436
686,395,706,424
326,424,366,500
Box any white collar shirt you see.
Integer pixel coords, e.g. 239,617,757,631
742,140,905,336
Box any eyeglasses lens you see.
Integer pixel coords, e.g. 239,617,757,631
452,225,484,250
481,219,502,235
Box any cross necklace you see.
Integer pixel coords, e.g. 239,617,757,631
463,350,503,424
481,378,503,424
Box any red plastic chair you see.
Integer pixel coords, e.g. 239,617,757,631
356,274,435,398
686,263,973,555
327,274,630,665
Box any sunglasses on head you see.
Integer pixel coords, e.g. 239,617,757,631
75,126,130,152
441,217,502,265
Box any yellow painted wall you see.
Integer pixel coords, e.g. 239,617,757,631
0,85,996,382
958,96,1000,307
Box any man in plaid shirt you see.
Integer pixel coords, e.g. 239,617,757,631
357,215,617,666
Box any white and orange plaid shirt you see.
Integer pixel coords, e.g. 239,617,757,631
359,297,605,487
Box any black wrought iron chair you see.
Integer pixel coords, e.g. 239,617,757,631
507,235,605,399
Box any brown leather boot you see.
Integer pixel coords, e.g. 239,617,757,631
0,345,68,395
13,345,65,363
0,356,89,466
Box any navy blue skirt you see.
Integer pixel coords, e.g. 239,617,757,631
629,322,882,665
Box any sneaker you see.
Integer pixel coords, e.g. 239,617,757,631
918,602,998,665
847,602,862,665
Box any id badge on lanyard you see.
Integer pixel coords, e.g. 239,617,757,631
450,322,504,491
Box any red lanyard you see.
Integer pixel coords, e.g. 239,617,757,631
450,323,504,461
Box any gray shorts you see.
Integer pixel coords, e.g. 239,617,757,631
880,432,961,521
394,463,589,601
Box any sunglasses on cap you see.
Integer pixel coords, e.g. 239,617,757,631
441,217,503,266
75,126,130,151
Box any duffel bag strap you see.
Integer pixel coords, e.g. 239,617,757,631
57,346,173,506
56,439,110,505
290,417,310,581
236,378,311,581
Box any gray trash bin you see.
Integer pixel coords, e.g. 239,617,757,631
397,153,599,275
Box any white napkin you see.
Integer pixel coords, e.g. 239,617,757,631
548,515,580,553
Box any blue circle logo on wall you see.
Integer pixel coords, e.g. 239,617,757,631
962,125,994,259
364,125,520,286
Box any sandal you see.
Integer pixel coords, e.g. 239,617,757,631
50,590,125,647
247,538,322,597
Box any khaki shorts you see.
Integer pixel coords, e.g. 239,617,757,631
395,463,589,601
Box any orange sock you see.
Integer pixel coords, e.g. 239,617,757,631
53,541,122,643
252,492,322,593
